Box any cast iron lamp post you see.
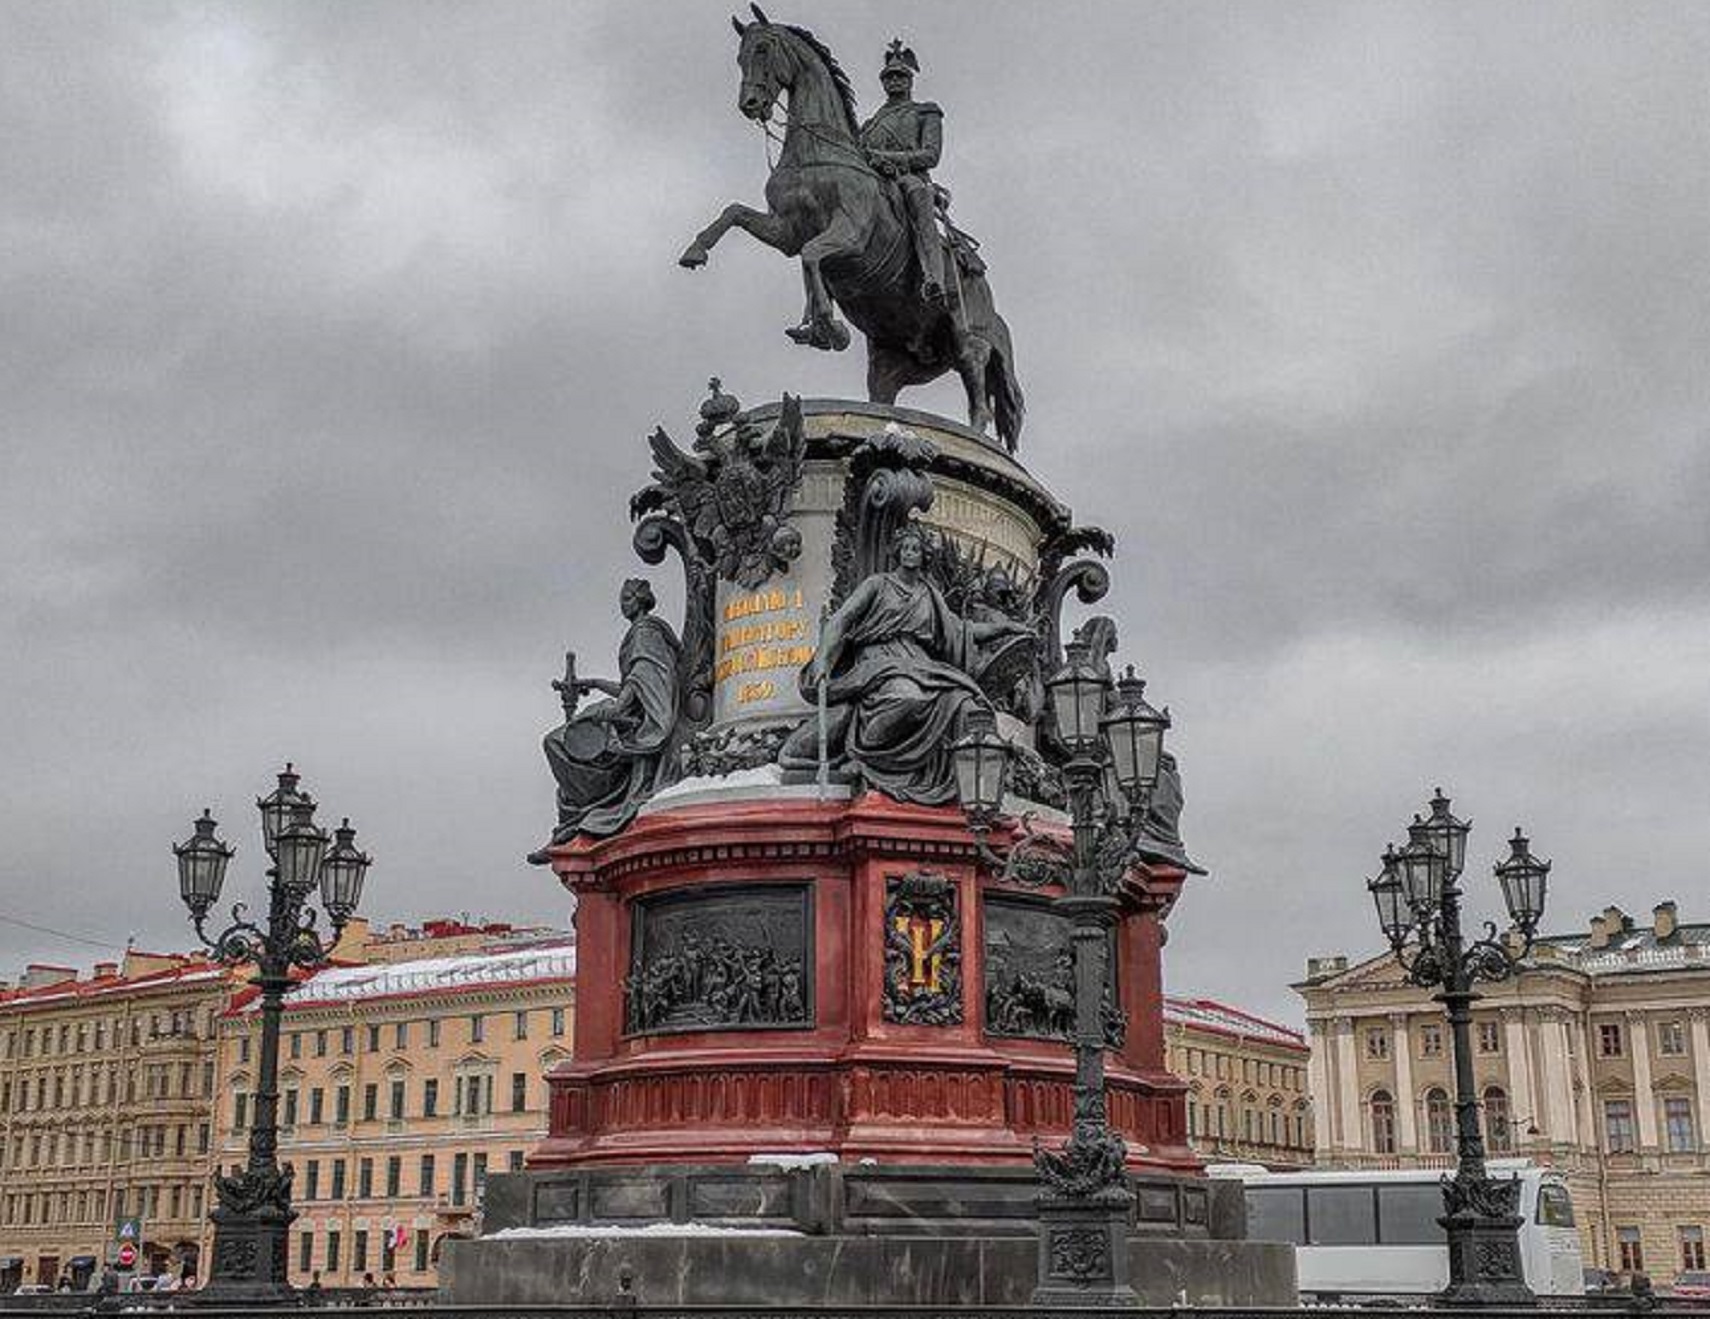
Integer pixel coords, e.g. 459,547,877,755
952,643,1169,1307
173,764,371,1303
1366,789,1549,1308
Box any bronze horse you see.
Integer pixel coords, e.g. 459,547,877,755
679,10,1025,451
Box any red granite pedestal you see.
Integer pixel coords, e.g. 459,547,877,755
530,788,1196,1173
442,789,1305,1306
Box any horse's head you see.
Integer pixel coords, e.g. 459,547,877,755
731,5,793,122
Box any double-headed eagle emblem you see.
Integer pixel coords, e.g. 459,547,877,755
631,382,807,590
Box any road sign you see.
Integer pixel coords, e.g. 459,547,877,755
114,1217,142,1244
116,1244,137,1269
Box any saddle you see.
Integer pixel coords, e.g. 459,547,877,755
932,185,988,277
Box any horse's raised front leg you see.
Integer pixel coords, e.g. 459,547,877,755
785,213,862,352
679,203,790,268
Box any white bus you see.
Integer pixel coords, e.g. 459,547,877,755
1210,1161,1584,1301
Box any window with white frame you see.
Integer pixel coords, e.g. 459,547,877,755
1664,1097,1696,1153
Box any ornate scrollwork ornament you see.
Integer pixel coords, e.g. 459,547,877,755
1440,1169,1521,1221
1047,1225,1111,1286
1035,1124,1128,1200
214,1164,294,1217
829,424,938,606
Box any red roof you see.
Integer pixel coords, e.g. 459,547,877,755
1,958,228,1009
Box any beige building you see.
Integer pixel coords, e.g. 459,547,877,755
0,951,238,1291
1298,900,1710,1284
1165,994,1314,1168
215,931,574,1286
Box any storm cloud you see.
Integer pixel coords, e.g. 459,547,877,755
2,1,1707,1020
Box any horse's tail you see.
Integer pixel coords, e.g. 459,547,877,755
985,309,1025,452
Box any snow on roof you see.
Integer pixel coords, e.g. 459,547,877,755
1532,919,1710,976
269,940,576,1010
1,962,227,1009
1165,995,1306,1050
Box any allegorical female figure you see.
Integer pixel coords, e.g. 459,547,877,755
782,521,1026,804
539,578,681,846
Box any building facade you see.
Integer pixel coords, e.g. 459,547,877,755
0,952,237,1291
215,933,574,1287
1165,995,1314,1168
1298,901,1710,1284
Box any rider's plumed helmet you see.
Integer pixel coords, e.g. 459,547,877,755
881,39,919,80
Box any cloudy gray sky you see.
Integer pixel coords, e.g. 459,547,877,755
3,1,1707,1022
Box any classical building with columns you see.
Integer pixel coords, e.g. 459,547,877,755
1297,901,1710,1284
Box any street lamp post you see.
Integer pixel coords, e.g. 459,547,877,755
952,646,1169,1307
174,764,371,1304
1367,789,1550,1308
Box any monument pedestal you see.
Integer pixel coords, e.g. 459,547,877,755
444,1158,1295,1307
460,386,1290,1305
532,786,1194,1172
443,783,1296,1306
1033,1194,1140,1308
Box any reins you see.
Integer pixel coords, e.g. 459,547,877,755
760,105,872,174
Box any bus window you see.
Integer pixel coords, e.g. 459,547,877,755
1307,1185,1377,1245
1376,1183,1444,1244
1536,1183,1576,1227
1248,1187,1306,1245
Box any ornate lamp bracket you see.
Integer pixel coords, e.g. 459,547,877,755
966,811,1073,889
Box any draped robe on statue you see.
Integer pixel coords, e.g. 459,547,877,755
800,570,987,805
544,614,681,839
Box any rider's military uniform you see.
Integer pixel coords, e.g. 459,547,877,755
858,42,946,303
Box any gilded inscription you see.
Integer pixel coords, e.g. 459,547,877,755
715,586,815,703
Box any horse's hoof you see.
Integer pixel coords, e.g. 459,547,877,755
826,319,852,352
784,323,814,345
679,244,708,269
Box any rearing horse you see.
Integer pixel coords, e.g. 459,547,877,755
679,10,1025,451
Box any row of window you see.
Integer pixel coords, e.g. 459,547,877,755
1188,1101,1309,1148
0,1059,216,1113
1366,1085,1701,1156
1176,1047,1305,1091
1615,1224,1707,1274
1,1181,203,1228
1603,1096,1698,1154
246,1007,569,1066
2,1122,212,1172
1370,1085,1515,1155
1362,1017,1695,1062
291,1148,526,1206
1365,1020,1470,1059
1599,1019,1691,1059
1,1008,215,1061
300,1224,431,1278
233,1072,533,1133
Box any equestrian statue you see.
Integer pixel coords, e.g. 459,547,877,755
680,10,1026,452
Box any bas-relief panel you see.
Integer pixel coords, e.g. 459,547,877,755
983,894,1120,1045
625,885,813,1035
